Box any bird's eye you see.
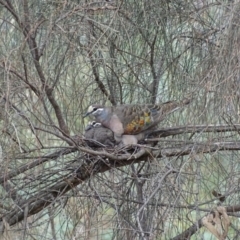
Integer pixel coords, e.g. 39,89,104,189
93,107,98,111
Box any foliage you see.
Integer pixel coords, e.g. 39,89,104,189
0,0,240,239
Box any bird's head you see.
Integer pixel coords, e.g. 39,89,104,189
85,121,102,131
83,105,105,118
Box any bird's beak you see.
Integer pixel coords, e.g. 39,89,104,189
83,112,90,118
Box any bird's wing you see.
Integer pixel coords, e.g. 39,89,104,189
115,100,189,135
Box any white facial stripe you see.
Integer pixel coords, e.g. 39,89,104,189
92,108,104,115
87,105,94,113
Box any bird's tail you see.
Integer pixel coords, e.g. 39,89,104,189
157,97,192,119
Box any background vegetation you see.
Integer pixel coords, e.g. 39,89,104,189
0,0,240,239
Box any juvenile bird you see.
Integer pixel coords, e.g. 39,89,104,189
84,121,115,147
84,99,190,144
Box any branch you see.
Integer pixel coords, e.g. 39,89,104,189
172,205,239,240
88,51,116,105
80,141,240,162
2,139,240,228
0,1,20,24
2,124,240,185
149,124,240,138
0,148,76,185
0,61,40,96
149,27,161,104
1,124,240,229
1,0,69,136
24,1,69,135
0,150,148,229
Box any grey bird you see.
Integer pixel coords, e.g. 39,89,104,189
84,98,191,144
84,121,115,147
85,122,150,146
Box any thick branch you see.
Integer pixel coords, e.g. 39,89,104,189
0,151,149,228
150,124,240,138
2,139,240,228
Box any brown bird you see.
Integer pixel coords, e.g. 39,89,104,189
84,98,190,144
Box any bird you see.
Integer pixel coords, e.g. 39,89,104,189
83,98,191,144
84,121,151,146
84,121,115,147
